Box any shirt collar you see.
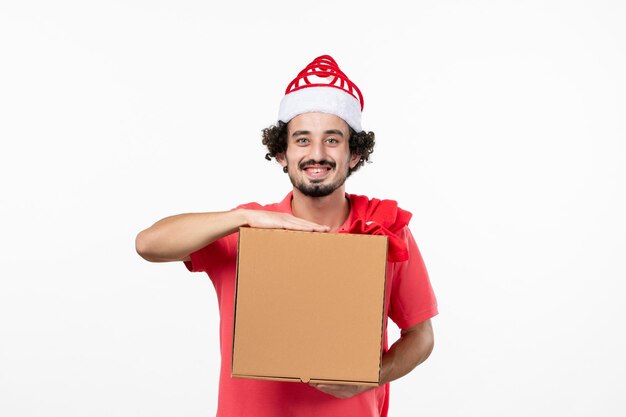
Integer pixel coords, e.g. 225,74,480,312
277,191,355,233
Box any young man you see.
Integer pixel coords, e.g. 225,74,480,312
136,55,438,417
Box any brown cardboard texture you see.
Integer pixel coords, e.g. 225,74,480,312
232,227,388,386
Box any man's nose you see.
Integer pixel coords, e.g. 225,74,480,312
309,140,327,161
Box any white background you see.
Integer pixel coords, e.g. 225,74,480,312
1,1,625,416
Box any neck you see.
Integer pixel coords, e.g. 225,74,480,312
291,186,350,232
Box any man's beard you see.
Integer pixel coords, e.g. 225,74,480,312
288,159,348,198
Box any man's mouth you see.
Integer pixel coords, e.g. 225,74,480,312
303,165,332,179
298,160,336,180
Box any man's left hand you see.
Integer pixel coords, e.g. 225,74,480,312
309,383,373,399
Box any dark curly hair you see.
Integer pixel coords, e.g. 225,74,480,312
262,121,375,176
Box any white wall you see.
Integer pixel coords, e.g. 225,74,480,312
1,1,624,416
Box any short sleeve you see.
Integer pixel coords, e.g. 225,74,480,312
183,202,262,276
388,227,439,329
184,232,238,278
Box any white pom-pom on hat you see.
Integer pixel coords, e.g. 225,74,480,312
278,55,364,132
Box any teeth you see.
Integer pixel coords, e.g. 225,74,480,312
305,167,328,174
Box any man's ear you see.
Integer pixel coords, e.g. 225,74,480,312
276,152,287,168
349,153,361,169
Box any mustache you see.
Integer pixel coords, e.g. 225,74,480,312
298,160,336,170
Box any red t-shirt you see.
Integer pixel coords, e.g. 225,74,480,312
185,192,438,417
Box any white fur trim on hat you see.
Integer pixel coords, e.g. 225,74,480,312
278,86,362,132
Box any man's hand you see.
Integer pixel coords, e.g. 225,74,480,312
241,209,330,232
309,383,373,399
136,209,330,263
309,320,434,400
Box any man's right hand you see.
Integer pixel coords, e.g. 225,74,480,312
241,209,330,232
136,209,329,263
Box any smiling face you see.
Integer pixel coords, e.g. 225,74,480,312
278,113,361,198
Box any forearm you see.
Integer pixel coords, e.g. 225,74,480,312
135,207,330,262
379,319,434,385
135,209,247,262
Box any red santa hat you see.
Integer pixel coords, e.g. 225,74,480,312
278,55,364,132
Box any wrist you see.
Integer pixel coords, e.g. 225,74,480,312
232,208,251,228
378,350,395,385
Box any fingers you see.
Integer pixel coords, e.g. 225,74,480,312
245,210,330,232
309,383,371,399
310,383,342,397
280,215,330,232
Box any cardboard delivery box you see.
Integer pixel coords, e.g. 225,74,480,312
232,227,388,386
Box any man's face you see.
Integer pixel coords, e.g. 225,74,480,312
279,112,360,198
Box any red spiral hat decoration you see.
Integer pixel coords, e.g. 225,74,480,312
284,55,364,111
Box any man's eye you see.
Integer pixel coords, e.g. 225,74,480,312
296,138,309,144
326,138,338,144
